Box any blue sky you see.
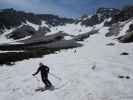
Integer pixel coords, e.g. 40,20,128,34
0,0,133,18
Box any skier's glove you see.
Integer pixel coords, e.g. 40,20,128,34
32,74,36,76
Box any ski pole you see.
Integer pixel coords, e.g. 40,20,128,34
34,76,40,82
49,73,62,81
35,76,41,87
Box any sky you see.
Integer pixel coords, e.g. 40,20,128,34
0,0,133,18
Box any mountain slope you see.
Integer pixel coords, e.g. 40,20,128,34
0,24,133,100
0,8,74,31
0,5,133,100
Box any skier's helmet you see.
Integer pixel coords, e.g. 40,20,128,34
39,62,43,66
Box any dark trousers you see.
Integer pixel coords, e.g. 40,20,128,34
42,78,52,87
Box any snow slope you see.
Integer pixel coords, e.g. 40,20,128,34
26,20,49,30
0,28,15,44
118,18,133,37
0,28,26,44
0,20,47,44
1,24,133,100
46,23,93,36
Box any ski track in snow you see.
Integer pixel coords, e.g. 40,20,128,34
1,23,133,100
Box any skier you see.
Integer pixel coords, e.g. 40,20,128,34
32,63,52,89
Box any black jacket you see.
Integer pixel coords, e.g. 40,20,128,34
33,65,49,79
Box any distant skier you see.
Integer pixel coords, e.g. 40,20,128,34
32,63,52,89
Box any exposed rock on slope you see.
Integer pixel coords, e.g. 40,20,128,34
118,32,133,43
105,23,121,37
80,8,120,26
0,8,74,30
6,25,36,39
107,5,133,25
1,5,133,51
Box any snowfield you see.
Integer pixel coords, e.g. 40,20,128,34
1,24,133,100
46,23,93,36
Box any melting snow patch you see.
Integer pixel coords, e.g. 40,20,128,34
7,36,32,44
41,20,49,28
119,20,133,37
0,28,15,44
0,50,24,53
15,36,31,41
26,21,39,31
64,36,73,40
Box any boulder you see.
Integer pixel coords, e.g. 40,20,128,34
106,43,115,46
127,24,133,32
120,52,129,55
118,32,133,43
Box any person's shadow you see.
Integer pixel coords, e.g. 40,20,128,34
35,85,55,92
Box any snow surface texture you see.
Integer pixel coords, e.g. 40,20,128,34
46,23,93,36
0,22,133,100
